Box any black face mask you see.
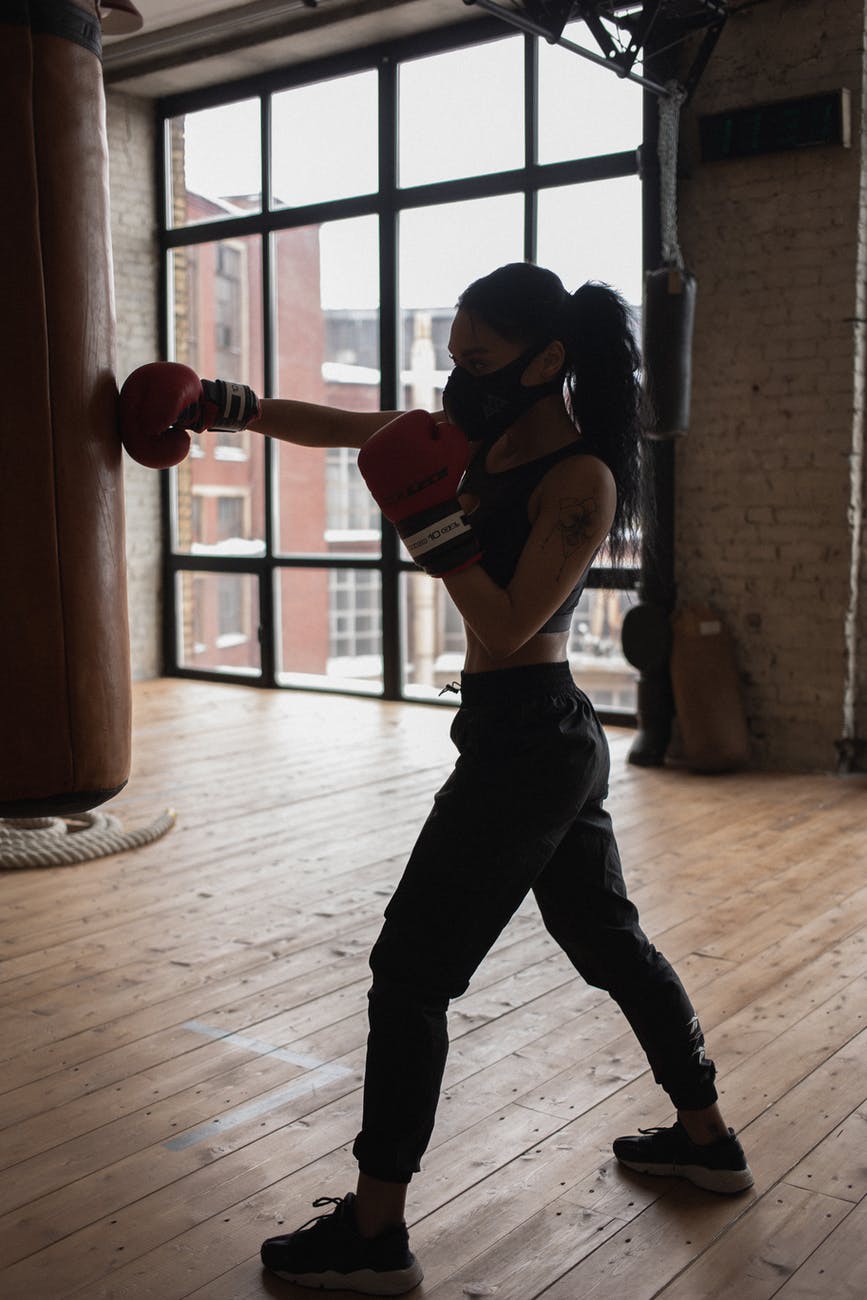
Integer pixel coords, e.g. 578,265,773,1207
442,345,563,445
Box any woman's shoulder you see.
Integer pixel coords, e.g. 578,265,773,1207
532,447,616,535
540,445,615,494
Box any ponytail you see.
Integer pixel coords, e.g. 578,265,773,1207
457,264,647,568
562,282,645,568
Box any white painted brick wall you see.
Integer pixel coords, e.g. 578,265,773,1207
676,0,866,769
106,91,161,682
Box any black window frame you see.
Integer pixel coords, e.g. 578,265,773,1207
156,16,645,723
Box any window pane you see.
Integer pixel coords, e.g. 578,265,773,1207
273,217,381,556
167,99,261,228
177,572,260,676
537,175,643,308
402,571,467,698
276,568,383,692
537,21,643,164
399,38,523,188
169,238,265,556
399,194,524,408
568,587,638,712
271,72,378,209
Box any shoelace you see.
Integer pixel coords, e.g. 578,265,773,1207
294,1195,347,1233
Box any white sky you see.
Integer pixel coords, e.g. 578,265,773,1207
182,27,644,309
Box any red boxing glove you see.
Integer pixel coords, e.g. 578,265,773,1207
118,362,261,469
357,409,481,577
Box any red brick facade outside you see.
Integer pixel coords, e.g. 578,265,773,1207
176,194,346,678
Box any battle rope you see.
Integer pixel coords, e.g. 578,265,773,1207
0,809,176,869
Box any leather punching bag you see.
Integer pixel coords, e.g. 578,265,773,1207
0,0,131,816
643,266,697,438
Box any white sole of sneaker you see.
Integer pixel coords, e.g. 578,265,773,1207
618,1157,755,1194
271,1260,424,1294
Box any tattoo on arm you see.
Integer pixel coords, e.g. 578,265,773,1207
547,496,598,579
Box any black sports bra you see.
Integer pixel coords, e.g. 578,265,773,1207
459,441,594,634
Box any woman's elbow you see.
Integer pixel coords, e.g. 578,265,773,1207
473,622,536,660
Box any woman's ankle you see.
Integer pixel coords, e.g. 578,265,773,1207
354,1172,408,1238
678,1104,730,1146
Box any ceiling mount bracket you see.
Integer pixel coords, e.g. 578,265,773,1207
461,1,729,102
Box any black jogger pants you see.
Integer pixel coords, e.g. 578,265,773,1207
352,662,718,1183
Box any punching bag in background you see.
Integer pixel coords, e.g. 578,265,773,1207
0,0,131,816
670,606,751,774
642,266,697,438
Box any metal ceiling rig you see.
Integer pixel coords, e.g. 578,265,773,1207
461,0,729,102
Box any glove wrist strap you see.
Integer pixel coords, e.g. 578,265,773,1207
200,379,261,432
396,501,480,577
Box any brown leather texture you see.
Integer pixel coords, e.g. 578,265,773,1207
0,0,131,813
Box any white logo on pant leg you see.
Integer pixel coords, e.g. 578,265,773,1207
687,1014,707,1063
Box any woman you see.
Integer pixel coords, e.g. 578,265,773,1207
241,263,752,1293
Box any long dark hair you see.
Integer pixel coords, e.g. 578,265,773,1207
457,262,644,567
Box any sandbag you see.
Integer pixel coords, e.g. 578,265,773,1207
670,606,750,773
0,0,131,816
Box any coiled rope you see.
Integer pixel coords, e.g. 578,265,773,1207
0,809,176,869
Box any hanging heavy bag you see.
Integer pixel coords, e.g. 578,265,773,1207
670,606,750,773
0,0,131,816
643,266,697,438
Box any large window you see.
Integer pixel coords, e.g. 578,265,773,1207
158,19,643,716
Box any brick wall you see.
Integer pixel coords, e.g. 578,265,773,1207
106,91,161,682
675,0,867,769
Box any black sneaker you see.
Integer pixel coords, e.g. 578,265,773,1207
613,1122,754,1194
260,1193,423,1295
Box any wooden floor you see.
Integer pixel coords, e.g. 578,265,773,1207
1,680,865,1300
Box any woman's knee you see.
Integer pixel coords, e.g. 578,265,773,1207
369,909,483,1003
369,931,457,1011
545,920,655,991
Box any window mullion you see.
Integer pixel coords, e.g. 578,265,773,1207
378,54,402,701
261,91,277,685
524,32,538,261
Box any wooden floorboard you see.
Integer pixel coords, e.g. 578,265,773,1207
1,678,865,1299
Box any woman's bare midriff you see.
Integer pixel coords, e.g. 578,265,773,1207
462,626,570,674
